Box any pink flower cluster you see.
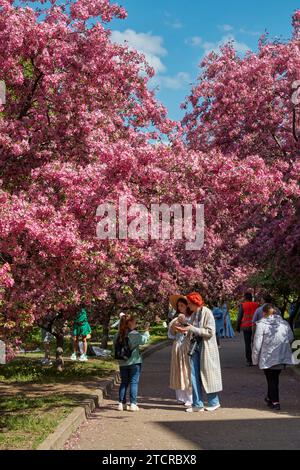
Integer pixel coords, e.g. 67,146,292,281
0,1,299,346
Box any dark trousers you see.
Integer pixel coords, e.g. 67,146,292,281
243,328,253,364
264,369,281,403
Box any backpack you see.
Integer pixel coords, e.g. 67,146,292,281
114,334,133,361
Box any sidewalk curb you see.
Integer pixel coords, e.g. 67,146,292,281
37,339,171,450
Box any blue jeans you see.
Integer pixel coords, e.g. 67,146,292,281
119,364,142,405
190,347,220,409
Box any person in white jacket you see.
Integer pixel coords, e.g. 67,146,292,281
252,304,295,411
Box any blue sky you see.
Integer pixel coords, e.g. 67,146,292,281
110,0,300,120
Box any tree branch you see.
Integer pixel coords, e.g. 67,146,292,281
18,71,44,120
293,108,299,142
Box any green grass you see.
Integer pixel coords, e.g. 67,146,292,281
0,325,168,450
0,356,118,384
0,394,77,450
1,324,167,385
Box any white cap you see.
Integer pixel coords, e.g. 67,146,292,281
119,312,126,318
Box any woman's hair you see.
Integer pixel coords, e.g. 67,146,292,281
263,304,274,316
263,294,273,304
119,314,136,340
244,292,253,302
176,298,191,315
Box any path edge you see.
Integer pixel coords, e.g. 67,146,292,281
37,339,171,451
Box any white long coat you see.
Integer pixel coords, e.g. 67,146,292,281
190,307,223,394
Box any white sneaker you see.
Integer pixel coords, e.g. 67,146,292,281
79,354,88,362
117,403,124,411
184,402,192,407
129,404,139,412
205,404,221,412
186,407,204,413
70,353,77,361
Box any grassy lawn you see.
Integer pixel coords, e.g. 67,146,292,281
0,394,77,450
0,355,118,384
1,324,167,385
0,357,119,450
0,325,168,450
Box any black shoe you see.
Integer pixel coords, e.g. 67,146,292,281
246,362,254,367
265,397,272,407
272,403,281,411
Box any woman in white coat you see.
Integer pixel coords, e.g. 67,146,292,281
252,304,295,411
177,292,223,413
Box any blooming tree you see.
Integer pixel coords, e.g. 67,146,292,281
182,10,300,299
0,0,177,344
1,1,300,350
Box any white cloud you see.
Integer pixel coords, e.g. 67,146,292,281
206,34,251,55
166,19,184,29
239,28,261,37
185,36,203,47
164,11,184,29
111,28,190,91
111,29,167,74
186,33,251,56
152,72,191,91
218,24,234,32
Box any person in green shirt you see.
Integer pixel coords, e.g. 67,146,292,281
71,306,92,362
114,314,150,412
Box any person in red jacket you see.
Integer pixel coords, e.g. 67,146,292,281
237,293,259,367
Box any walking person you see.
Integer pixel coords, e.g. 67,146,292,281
252,304,295,411
176,292,223,413
71,305,92,362
40,328,54,366
237,293,259,366
114,314,150,412
212,304,225,347
222,302,235,338
168,296,193,407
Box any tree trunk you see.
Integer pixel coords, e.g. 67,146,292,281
56,334,64,350
101,313,111,349
281,299,288,318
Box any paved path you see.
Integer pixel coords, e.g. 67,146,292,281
65,336,300,450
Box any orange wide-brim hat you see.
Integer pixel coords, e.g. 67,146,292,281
169,295,187,310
